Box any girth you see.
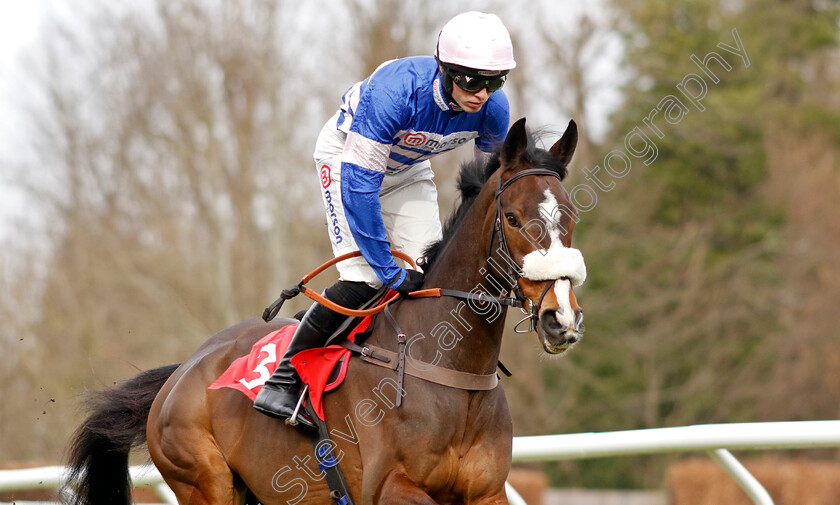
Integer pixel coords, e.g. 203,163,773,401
359,345,499,391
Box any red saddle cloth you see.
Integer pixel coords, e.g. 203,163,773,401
209,293,395,420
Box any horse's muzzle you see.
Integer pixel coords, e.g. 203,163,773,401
537,307,584,354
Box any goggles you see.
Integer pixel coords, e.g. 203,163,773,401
443,66,507,93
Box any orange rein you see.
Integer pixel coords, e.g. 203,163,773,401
295,250,441,317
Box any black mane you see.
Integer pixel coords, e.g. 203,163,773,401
421,131,569,271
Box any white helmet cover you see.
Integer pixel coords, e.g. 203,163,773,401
436,11,516,72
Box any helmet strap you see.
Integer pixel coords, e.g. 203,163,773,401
435,56,463,113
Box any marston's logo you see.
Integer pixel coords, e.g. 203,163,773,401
403,132,427,147
399,131,474,152
320,164,331,188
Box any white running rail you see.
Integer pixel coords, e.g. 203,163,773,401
511,420,840,505
1,421,839,505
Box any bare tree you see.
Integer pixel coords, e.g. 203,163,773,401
3,0,336,460
1,0,657,467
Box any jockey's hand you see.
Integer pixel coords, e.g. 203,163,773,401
394,269,424,295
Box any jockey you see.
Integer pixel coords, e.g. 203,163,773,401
254,11,517,427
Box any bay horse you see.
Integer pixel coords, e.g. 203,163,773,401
64,117,585,505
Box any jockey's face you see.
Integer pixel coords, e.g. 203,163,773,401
451,84,491,113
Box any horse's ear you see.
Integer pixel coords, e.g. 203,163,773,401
549,119,578,168
501,117,528,169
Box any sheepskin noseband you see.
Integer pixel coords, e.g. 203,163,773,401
521,247,587,286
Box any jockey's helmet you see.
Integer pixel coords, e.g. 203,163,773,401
435,12,516,95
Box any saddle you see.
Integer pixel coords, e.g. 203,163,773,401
209,288,505,505
209,289,395,420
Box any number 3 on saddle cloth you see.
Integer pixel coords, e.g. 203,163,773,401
209,295,395,420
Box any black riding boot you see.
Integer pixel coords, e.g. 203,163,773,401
253,281,377,427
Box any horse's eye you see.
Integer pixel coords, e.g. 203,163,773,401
505,212,521,228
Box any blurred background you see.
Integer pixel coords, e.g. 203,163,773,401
1,0,839,494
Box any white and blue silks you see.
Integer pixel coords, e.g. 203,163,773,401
313,56,509,288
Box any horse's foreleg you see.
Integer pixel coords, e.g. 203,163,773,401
368,470,511,505
466,491,509,505
370,471,438,505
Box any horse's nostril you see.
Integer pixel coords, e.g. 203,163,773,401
540,310,564,333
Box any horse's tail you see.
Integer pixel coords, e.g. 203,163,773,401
62,364,180,505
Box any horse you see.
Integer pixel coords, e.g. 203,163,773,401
64,117,585,505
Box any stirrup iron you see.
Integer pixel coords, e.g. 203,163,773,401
286,384,309,426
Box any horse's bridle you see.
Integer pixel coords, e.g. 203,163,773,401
487,167,567,333
263,167,571,334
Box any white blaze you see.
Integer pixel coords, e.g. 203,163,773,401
520,189,587,330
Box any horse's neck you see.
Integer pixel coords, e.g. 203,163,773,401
383,186,509,375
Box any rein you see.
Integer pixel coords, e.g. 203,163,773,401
262,250,415,321
262,251,523,322
262,168,568,328
260,167,572,410
365,167,569,406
